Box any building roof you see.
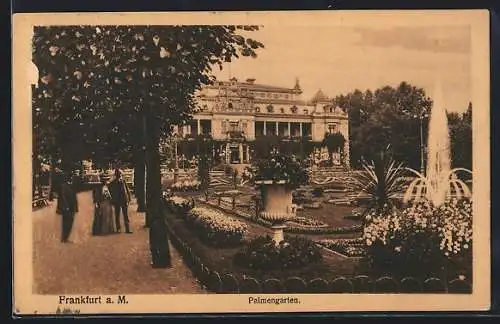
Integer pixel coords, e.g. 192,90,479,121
210,78,300,94
310,89,331,103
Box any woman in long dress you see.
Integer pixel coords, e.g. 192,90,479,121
92,180,117,235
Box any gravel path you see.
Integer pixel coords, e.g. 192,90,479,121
33,191,206,295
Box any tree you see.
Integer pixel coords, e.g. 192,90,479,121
32,25,264,268
448,102,472,170
321,132,346,165
195,134,214,192
252,135,282,159
336,82,432,169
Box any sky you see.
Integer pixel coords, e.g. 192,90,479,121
212,24,472,113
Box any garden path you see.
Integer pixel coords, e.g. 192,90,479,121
33,191,206,294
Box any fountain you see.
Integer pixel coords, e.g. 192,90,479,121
403,79,472,206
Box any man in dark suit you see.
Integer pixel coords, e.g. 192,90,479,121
109,168,132,233
56,173,78,243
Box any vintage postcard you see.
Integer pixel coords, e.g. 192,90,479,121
12,10,491,315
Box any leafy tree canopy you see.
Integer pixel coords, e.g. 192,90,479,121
32,25,264,168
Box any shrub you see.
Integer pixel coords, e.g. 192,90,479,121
363,198,472,279
253,153,308,189
348,146,407,212
165,195,195,214
171,179,201,192
233,236,323,270
317,238,366,258
185,207,248,247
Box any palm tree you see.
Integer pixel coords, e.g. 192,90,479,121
350,145,406,216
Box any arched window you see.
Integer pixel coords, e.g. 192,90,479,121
267,104,274,113
228,102,233,109
291,105,298,113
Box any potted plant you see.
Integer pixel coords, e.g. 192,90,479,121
253,153,308,245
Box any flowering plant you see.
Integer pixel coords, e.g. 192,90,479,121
253,153,308,189
165,195,194,214
185,207,248,247
363,198,472,278
285,216,328,228
317,238,366,258
233,235,323,270
171,179,201,192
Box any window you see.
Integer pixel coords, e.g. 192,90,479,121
303,109,308,114
280,108,285,114
228,102,233,109
229,121,240,133
267,104,274,113
255,107,261,113
291,105,298,114
285,94,290,99
328,123,338,133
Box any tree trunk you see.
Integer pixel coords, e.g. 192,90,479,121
145,113,171,268
48,156,56,200
134,150,146,213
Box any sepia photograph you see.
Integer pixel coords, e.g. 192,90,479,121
13,10,490,314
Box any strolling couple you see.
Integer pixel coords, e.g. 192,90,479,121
92,168,133,236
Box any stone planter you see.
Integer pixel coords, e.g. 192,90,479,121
255,180,297,245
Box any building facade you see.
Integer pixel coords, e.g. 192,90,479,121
174,77,349,166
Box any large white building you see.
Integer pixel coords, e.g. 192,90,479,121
174,77,349,166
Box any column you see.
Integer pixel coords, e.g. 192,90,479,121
263,121,267,136
239,143,243,163
288,122,291,137
226,143,230,164
276,121,279,136
246,145,250,163
299,122,303,137
197,119,201,135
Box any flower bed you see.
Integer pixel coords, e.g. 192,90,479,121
162,201,471,292
171,179,201,192
344,208,364,221
363,198,473,278
184,207,248,248
285,217,329,228
317,238,367,258
285,224,363,235
204,199,362,234
233,235,323,270
165,195,195,214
